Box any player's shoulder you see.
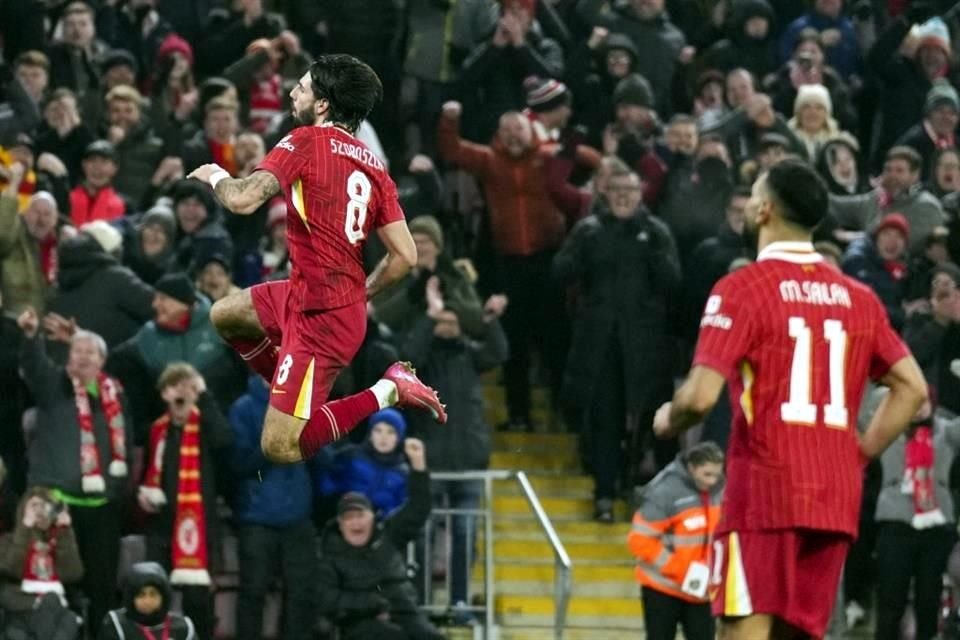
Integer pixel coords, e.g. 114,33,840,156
711,261,763,294
272,126,316,152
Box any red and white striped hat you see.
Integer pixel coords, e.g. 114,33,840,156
524,76,571,112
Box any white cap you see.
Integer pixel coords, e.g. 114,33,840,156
81,220,123,254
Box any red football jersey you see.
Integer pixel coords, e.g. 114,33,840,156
256,125,405,311
692,241,909,537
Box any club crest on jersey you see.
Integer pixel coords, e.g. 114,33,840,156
275,135,296,152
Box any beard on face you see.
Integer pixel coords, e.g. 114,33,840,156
294,101,317,125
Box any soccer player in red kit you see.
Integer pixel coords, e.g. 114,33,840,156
187,54,446,464
653,159,928,639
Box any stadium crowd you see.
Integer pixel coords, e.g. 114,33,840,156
2,0,960,638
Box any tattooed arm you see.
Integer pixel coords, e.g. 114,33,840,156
187,164,281,214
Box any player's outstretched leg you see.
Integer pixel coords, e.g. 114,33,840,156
262,361,447,463
210,288,279,381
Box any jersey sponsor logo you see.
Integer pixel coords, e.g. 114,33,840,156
779,280,852,307
701,312,733,330
275,134,296,152
329,138,385,171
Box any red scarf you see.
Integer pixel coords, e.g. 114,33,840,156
21,530,63,597
142,410,210,586
39,233,57,285
903,425,946,529
249,74,282,134
208,139,237,176
74,374,127,494
925,121,956,149
883,259,907,280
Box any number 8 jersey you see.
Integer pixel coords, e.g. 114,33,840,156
693,241,909,537
255,124,406,312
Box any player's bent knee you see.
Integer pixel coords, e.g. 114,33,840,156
210,289,258,338
261,407,306,464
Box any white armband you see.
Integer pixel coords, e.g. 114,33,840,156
209,168,230,190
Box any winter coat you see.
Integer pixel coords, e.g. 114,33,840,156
229,376,314,527
171,196,233,271
767,64,858,134
316,470,431,624
875,412,960,526
48,234,155,352
702,108,805,168
438,114,567,257
656,155,734,263
830,186,946,256
404,0,499,83
457,25,564,141
399,316,509,472
576,0,686,116
553,203,682,411
698,0,777,81
0,79,41,147
683,222,748,339
894,122,959,183
565,33,638,146
194,6,282,77
106,297,245,441
779,10,861,80
19,336,134,501
628,457,723,603
111,122,165,207
144,393,233,577
372,255,486,339
0,193,51,316
321,444,409,519
841,237,907,330
99,561,195,640
904,313,960,415
0,488,84,613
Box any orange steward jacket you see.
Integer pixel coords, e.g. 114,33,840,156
627,457,723,603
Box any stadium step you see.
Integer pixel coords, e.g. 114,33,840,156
478,382,645,635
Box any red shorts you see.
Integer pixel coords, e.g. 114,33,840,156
251,280,367,420
710,529,850,638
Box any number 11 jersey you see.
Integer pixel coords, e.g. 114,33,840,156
692,241,909,537
256,124,405,312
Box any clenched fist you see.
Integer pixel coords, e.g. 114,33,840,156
404,438,426,471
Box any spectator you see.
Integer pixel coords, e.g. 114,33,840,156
567,28,639,146
872,392,960,640
605,73,668,206
95,0,173,81
702,93,803,169
196,0,283,78
724,67,758,111
228,375,316,640
627,442,724,640
895,80,960,181
787,83,843,162
124,204,178,285
689,70,728,130
683,187,750,338
553,165,682,521
842,213,910,330
138,363,232,640
35,88,95,185
101,85,171,207
905,264,960,416
905,227,952,306
107,273,245,436
48,228,155,353
16,310,132,632
148,33,199,149
439,102,568,430
867,9,949,170
815,134,868,195
698,0,777,82
13,50,50,107
316,440,444,640
181,97,241,175
831,146,945,256
458,0,564,141
779,0,861,81
0,178,57,316
69,140,126,227
170,179,233,272
397,277,509,614
46,1,107,122
928,147,960,199
260,198,287,277
0,488,83,640
0,66,42,145
576,0,686,117
193,253,239,302
321,409,410,519
98,562,196,640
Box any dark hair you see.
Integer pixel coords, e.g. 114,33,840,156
669,113,697,127
765,158,828,230
309,55,383,133
885,145,923,173
685,442,724,467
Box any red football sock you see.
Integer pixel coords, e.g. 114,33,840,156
227,337,278,381
298,389,380,459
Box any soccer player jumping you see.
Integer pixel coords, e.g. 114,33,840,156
654,159,927,639
188,55,446,464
